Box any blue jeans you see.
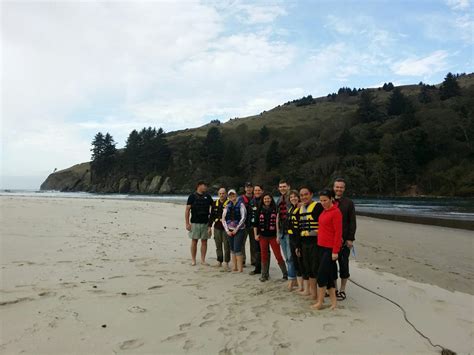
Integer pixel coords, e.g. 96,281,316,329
229,229,245,256
279,232,296,280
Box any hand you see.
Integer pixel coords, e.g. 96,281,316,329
276,238,280,245
186,223,192,231
208,227,212,237
227,231,233,237
346,240,353,248
332,253,338,261
255,235,260,241
295,248,301,257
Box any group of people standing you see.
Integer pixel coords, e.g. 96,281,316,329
184,178,356,310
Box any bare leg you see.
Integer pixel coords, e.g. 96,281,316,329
311,286,326,310
190,239,198,265
231,253,237,271
340,278,348,292
200,240,208,265
329,288,337,310
297,276,304,292
236,255,243,273
309,278,317,299
299,279,310,296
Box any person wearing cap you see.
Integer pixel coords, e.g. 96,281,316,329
240,182,255,268
221,189,247,272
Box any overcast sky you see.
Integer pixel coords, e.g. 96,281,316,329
1,0,473,189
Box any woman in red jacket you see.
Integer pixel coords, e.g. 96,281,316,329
312,189,342,310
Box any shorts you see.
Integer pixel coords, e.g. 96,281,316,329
188,223,210,240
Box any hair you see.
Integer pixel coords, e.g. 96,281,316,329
318,188,335,198
334,177,346,185
278,179,289,185
196,180,208,187
299,186,313,194
289,189,300,198
253,183,264,191
259,193,276,210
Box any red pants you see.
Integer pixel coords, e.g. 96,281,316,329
259,236,284,264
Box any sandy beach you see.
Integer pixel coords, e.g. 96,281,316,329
0,196,473,354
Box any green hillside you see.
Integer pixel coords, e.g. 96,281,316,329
41,72,474,196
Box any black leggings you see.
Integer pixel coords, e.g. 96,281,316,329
317,247,338,289
290,237,305,278
301,239,319,280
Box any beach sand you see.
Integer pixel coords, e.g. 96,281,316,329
0,196,473,354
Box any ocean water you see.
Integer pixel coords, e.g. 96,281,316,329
1,189,473,222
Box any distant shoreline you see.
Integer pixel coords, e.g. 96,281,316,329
2,192,473,231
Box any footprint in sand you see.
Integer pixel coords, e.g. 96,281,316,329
179,323,191,331
203,312,215,320
316,336,338,344
148,285,163,290
162,333,187,343
128,306,147,313
118,339,144,350
0,297,35,306
350,318,364,326
183,339,194,351
199,320,215,328
38,291,57,297
108,276,124,279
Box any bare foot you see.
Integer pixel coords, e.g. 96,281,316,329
310,303,324,310
329,304,337,310
200,261,210,266
213,262,222,268
287,282,294,291
191,261,197,266
299,290,310,296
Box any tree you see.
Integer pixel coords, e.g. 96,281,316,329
439,72,461,100
203,126,224,173
124,129,142,174
91,132,105,161
259,125,270,143
90,132,116,180
382,82,394,91
387,88,411,116
337,128,354,156
266,140,281,171
356,90,380,123
418,85,433,104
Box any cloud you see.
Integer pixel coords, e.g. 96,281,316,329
445,0,471,10
391,50,450,76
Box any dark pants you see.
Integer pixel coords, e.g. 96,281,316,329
301,239,319,280
290,237,305,278
214,227,230,263
338,244,351,279
317,247,338,289
228,229,245,256
244,227,258,264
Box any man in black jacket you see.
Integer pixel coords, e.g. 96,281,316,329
333,178,356,300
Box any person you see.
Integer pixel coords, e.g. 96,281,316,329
240,182,255,268
287,190,305,292
296,186,324,300
312,189,342,310
253,193,287,282
221,189,247,272
185,181,213,266
276,180,297,290
333,178,356,301
248,184,264,275
208,187,230,271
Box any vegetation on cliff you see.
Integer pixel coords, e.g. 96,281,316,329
43,72,474,196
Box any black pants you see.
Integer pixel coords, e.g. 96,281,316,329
338,244,351,279
301,239,319,280
290,237,304,278
317,247,338,289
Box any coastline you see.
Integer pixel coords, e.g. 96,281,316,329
0,196,473,353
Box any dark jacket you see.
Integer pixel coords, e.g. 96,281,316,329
335,196,356,242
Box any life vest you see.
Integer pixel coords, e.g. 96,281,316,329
225,198,243,224
212,199,229,222
249,197,262,225
298,201,322,237
287,205,299,235
278,195,288,222
257,206,277,236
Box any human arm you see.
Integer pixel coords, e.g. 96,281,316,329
347,200,356,244
253,227,260,241
221,206,232,236
234,203,247,232
185,205,192,231
332,210,343,258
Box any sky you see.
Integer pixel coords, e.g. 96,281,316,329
1,0,473,189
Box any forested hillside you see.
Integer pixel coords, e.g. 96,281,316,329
41,73,474,196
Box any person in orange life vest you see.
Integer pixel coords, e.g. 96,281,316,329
208,187,230,271
253,193,287,282
311,189,342,311
221,189,247,273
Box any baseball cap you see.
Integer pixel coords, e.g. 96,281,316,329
228,189,237,195
245,182,253,187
